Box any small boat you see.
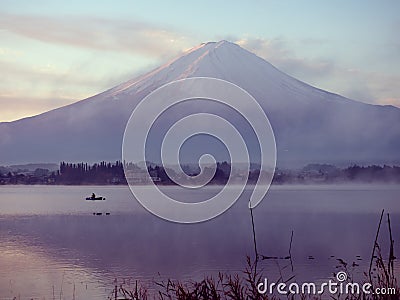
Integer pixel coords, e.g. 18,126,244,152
86,196,106,201
86,193,106,201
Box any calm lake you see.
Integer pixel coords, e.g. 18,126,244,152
0,185,399,299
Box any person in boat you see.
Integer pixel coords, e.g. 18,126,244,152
91,193,96,199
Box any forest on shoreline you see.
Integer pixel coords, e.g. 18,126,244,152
1,161,400,185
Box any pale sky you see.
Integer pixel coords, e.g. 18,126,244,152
1,0,399,122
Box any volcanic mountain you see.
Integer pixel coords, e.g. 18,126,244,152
1,40,399,167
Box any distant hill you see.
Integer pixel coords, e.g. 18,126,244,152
2,163,59,173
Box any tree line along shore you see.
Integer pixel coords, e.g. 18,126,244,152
1,161,400,185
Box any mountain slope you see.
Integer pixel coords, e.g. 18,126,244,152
1,41,399,166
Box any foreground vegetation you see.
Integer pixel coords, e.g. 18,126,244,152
109,253,398,300
109,212,398,300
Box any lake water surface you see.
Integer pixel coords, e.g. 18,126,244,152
0,185,399,299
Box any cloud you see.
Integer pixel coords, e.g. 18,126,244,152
0,59,108,89
236,37,336,80
235,37,400,108
340,69,400,107
380,98,400,107
0,57,144,122
0,12,192,58
0,58,123,105
0,47,23,57
0,95,75,122
0,12,199,121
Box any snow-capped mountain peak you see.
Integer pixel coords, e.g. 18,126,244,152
0,41,399,166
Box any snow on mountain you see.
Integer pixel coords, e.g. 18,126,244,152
0,40,399,166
